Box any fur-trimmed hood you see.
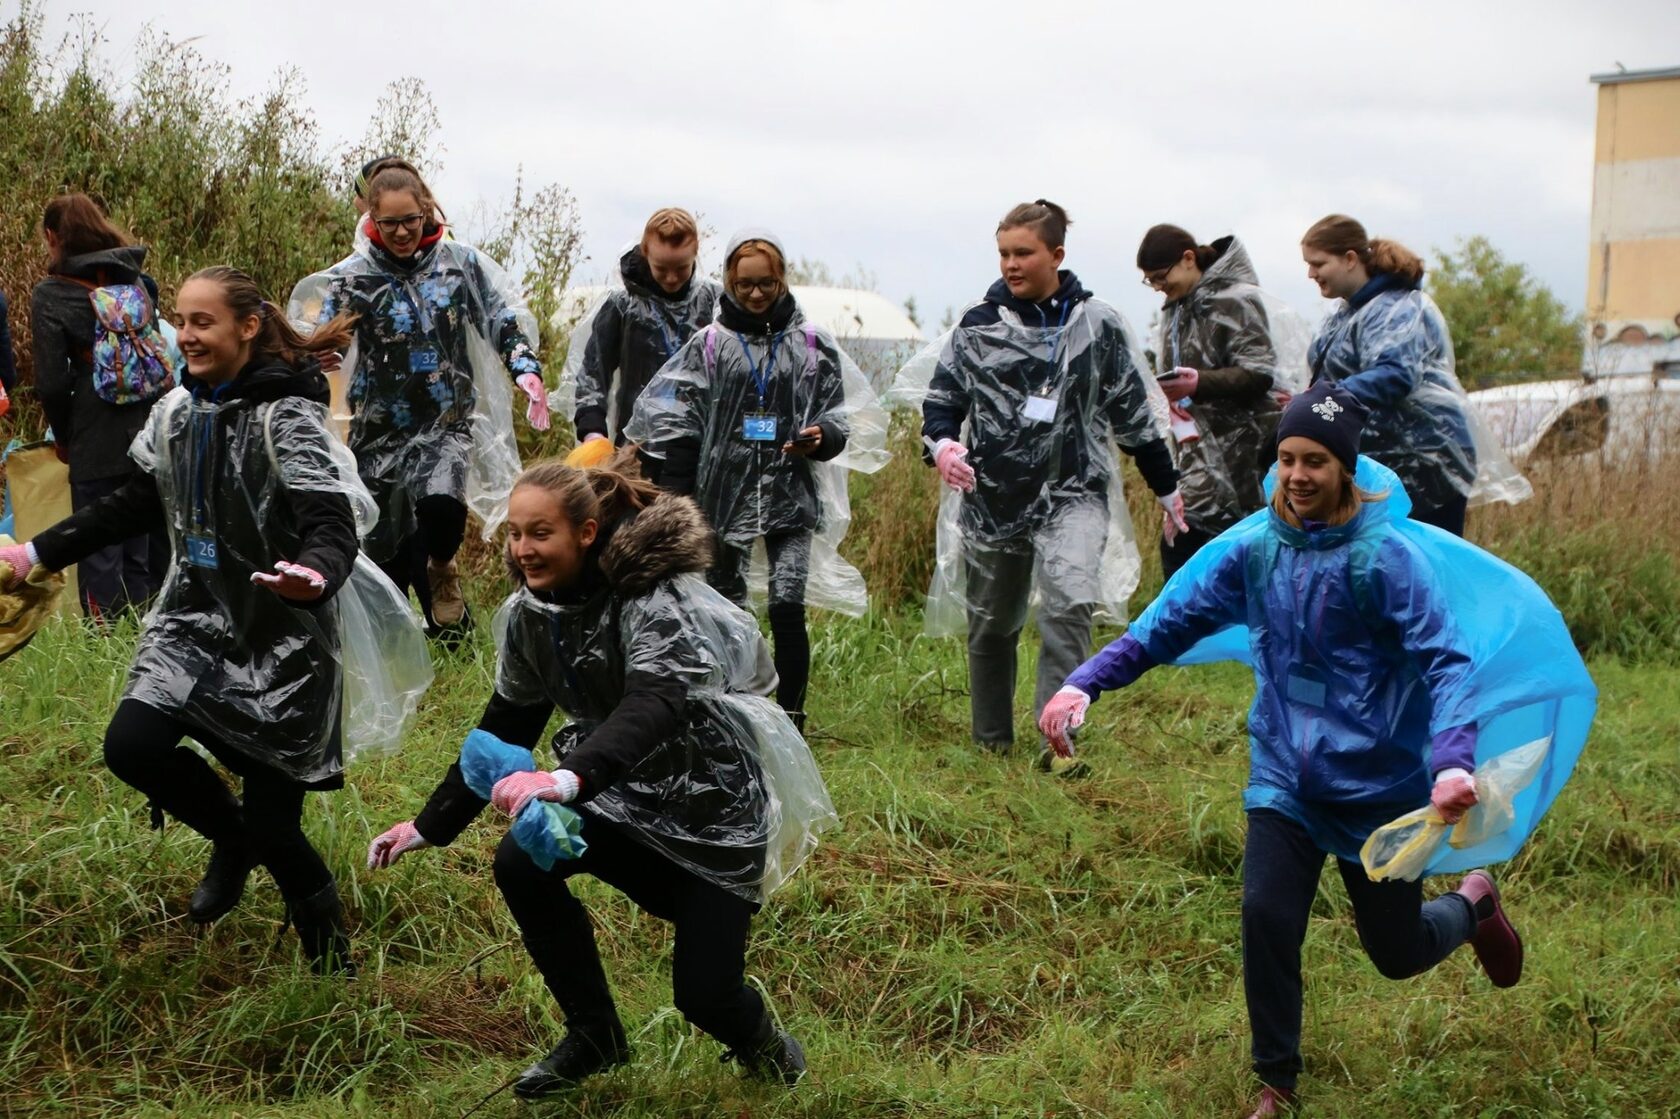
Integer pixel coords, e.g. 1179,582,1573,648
598,495,714,596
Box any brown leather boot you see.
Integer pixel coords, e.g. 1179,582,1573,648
426,557,465,626
1455,870,1523,988
1244,1085,1296,1118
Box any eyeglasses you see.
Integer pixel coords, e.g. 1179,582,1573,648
732,277,780,296
1141,267,1173,289
373,214,426,234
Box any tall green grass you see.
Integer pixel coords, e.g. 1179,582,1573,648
2,608,1676,1117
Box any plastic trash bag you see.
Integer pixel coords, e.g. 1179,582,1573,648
459,728,588,871
491,499,837,901
0,532,65,661
128,387,431,780
287,230,533,560
551,243,723,441
1360,736,1551,881
1128,456,1593,869
625,313,890,616
889,296,1155,635
1309,288,1529,511
3,441,80,618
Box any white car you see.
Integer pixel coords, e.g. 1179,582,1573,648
1469,375,1680,466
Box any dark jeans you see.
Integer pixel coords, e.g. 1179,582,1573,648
1410,492,1468,538
1160,523,1221,582
709,531,812,716
101,698,334,901
1241,809,1475,1090
375,494,469,622
492,813,770,1051
72,476,169,619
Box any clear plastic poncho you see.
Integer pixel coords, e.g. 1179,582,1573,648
129,382,432,782
493,545,836,902
551,245,723,441
287,231,533,562
890,296,1157,636
1308,286,1529,511
1155,237,1313,534
1126,457,1593,872
624,313,890,616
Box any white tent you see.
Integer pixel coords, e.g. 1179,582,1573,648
556,283,923,389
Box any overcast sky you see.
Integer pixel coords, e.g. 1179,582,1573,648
48,0,1680,336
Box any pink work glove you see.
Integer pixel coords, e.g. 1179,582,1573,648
1157,366,1199,400
582,433,608,444
367,820,432,869
491,769,582,818
250,560,327,602
933,439,976,493
1431,768,1478,825
1039,685,1091,758
0,542,36,590
517,373,551,431
1159,490,1189,546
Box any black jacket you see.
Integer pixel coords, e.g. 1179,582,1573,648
416,495,783,898
30,247,164,483
571,247,722,442
34,357,360,786
924,272,1178,501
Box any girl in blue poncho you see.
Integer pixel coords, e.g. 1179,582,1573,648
1041,381,1595,1118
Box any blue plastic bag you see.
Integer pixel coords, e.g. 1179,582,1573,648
460,728,588,870
1129,457,1595,876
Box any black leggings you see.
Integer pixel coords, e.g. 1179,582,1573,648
492,813,771,1050
376,494,469,618
102,699,334,902
1241,809,1475,1090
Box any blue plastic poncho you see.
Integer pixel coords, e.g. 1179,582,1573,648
460,728,588,870
1126,457,1594,873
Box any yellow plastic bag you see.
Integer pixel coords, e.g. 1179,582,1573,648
564,438,616,469
5,443,78,618
1360,737,1551,882
0,533,66,661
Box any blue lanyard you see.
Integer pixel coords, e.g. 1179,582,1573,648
1169,306,1182,369
736,330,784,407
190,384,232,533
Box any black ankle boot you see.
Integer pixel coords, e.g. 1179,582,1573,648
288,881,356,978
723,1019,807,1086
512,1026,630,1098
189,842,258,924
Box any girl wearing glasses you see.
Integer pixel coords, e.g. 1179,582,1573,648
290,165,546,638
1136,225,1306,578
626,229,887,727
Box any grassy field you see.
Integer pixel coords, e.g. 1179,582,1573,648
1,599,1676,1119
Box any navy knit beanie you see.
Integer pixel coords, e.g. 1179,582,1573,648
1276,381,1368,473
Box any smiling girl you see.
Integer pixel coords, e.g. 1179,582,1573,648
290,165,544,639
1041,380,1594,1116
626,228,887,725
0,267,371,973
368,451,833,1096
